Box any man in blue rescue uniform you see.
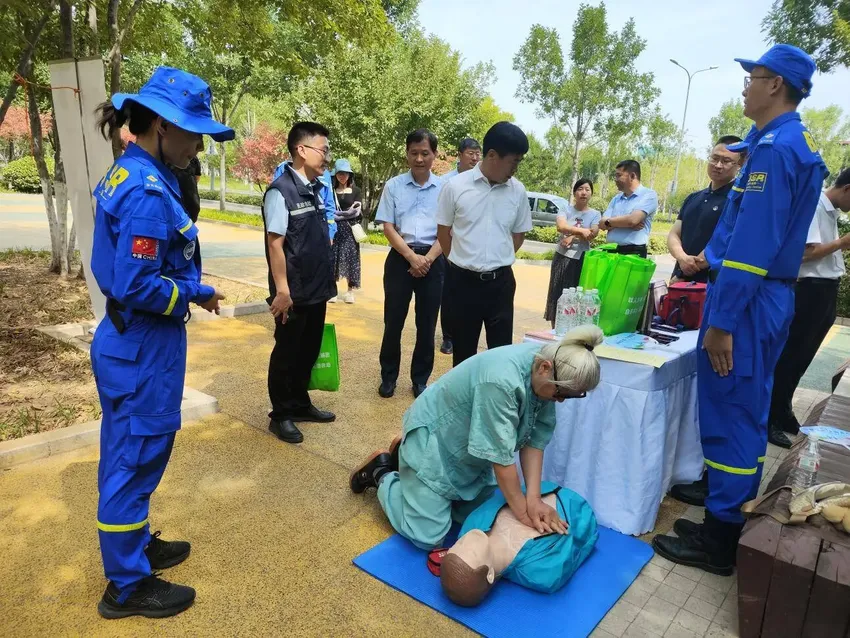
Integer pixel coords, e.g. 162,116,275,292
653,45,827,576
90,67,232,618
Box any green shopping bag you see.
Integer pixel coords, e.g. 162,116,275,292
578,244,618,292
308,323,340,391
595,255,656,335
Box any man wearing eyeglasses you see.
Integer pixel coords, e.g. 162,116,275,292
262,121,338,444
667,136,746,284
653,45,827,577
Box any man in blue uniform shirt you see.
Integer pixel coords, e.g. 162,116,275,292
653,44,827,576
274,160,337,243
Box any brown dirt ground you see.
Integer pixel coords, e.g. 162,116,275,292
0,249,99,441
200,273,267,304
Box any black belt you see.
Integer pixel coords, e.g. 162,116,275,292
797,277,841,286
105,298,189,334
449,262,510,281
708,270,795,285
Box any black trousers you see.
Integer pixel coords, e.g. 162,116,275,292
613,243,648,258
446,264,516,367
440,281,452,342
268,301,327,421
769,277,839,433
379,247,446,386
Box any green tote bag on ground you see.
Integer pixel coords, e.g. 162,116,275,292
308,323,340,391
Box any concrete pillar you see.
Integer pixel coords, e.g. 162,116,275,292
48,57,113,323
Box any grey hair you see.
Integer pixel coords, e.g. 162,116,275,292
535,325,604,393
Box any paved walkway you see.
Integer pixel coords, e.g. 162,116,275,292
0,190,842,637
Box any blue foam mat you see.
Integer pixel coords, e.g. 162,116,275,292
353,526,653,638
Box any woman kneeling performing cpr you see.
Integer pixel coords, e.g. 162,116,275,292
351,325,603,548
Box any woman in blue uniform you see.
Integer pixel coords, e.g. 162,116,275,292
350,325,603,549
90,66,232,619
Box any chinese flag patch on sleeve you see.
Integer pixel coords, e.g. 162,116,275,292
132,236,159,260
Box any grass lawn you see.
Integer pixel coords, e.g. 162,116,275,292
0,249,99,441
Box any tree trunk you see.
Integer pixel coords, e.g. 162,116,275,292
53,131,70,275
0,12,50,131
86,0,100,55
570,136,580,196
106,0,145,157
107,0,123,158
59,0,74,57
219,142,226,211
26,82,62,274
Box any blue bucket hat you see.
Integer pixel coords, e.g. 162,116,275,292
111,66,235,142
735,44,816,98
331,158,353,176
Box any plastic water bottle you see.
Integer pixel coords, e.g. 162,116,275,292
790,434,821,494
555,289,571,336
582,289,601,326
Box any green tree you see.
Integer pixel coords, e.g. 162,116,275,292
467,96,514,148
763,0,850,72
707,99,751,143
640,107,679,190
802,104,850,179
513,3,659,189
515,132,562,195
299,33,494,215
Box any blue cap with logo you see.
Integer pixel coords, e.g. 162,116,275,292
111,66,235,142
734,44,816,98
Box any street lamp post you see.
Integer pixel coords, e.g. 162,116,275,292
670,60,717,196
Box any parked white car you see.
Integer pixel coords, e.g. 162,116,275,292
527,191,571,227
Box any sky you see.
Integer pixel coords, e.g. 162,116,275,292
416,0,850,151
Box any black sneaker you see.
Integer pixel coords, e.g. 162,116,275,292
440,339,453,355
145,531,191,570
97,573,196,619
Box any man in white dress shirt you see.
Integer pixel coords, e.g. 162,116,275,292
439,137,481,356
436,122,532,367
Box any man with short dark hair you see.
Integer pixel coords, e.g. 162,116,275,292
653,44,827,576
263,121,337,444
375,129,445,399
600,160,658,258
768,167,850,448
668,136,746,283
438,137,482,355
437,122,532,367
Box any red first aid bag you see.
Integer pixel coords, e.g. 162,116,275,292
658,282,707,330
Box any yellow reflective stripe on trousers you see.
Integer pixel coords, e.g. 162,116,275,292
97,518,149,532
161,276,179,316
704,458,758,475
178,220,193,234
758,456,766,463
722,260,768,277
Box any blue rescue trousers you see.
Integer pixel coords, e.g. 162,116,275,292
698,280,794,524
91,310,186,601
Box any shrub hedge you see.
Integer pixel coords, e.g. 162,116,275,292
198,189,264,207
2,156,54,193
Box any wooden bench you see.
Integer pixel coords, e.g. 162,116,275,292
737,394,850,638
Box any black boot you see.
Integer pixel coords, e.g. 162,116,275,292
350,451,393,493
768,424,793,449
652,511,742,576
145,531,191,570
98,573,195,619
672,518,702,539
670,471,708,506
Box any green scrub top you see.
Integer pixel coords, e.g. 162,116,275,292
402,342,556,501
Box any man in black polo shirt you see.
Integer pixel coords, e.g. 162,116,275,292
666,135,745,507
667,135,746,283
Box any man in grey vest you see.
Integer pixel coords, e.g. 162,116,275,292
263,121,337,444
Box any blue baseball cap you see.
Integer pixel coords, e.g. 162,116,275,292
331,158,353,175
112,67,235,142
735,44,816,98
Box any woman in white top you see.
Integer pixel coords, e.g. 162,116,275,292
544,179,601,327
